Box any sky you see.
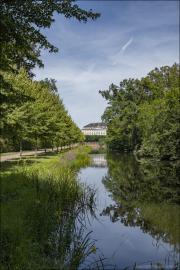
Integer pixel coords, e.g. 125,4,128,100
33,1,179,129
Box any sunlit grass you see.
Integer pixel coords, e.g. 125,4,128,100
1,145,98,269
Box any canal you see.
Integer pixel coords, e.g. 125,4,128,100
77,151,180,269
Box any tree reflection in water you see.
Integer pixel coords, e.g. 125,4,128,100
42,184,100,269
100,152,180,258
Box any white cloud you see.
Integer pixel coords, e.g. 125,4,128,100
33,1,179,129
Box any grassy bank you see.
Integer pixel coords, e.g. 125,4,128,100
0,146,99,269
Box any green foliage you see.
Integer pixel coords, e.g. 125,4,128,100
85,135,106,142
38,78,58,93
99,79,148,151
0,0,101,74
136,87,180,160
0,137,38,153
0,0,99,152
0,138,14,153
1,67,85,153
99,63,179,160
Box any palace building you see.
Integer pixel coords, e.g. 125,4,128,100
82,122,107,135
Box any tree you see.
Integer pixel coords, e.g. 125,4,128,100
38,78,58,93
44,92,67,151
136,87,180,160
0,0,101,125
15,42,41,79
99,63,179,160
136,63,179,105
1,67,58,156
0,0,101,74
1,68,36,157
134,63,180,160
99,79,148,151
1,66,85,155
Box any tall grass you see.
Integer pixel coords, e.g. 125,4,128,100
1,146,102,269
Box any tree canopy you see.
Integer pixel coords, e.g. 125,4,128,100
99,63,180,160
1,67,85,154
0,0,101,74
0,0,100,153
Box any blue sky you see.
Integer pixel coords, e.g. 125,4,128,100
33,1,179,129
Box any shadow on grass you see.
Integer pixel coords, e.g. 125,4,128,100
0,153,60,172
0,148,81,173
0,159,36,172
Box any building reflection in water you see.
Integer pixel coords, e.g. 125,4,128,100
89,154,107,168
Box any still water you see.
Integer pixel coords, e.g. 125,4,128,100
77,151,180,269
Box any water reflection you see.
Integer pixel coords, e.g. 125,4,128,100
76,152,180,269
44,185,102,269
100,152,180,257
89,154,107,168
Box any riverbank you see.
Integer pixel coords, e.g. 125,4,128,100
1,145,95,269
78,151,180,270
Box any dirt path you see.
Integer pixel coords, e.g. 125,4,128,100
0,149,55,162
0,144,80,162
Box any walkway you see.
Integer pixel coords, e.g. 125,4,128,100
0,144,80,162
0,149,55,162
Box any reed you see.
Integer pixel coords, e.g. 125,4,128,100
0,146,101,269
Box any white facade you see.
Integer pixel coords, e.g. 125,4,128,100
82,122,107,135
90,154,107,167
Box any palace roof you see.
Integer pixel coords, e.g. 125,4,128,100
83,122,106,128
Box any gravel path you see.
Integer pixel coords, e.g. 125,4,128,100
0,144,80,162
0,149,55,162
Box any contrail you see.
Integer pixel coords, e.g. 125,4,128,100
112,37,134,66
98,37,134,82
120,37,134,53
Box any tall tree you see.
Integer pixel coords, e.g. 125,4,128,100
1,68,36,157
99,79,148,151
1,66,86,154
15,42,41,79
38,78,58,93
99,63,179,160
0,0,101,74
136,86,180,160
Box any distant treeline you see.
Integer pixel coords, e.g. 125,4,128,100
84,135,106,142
99,63,180,161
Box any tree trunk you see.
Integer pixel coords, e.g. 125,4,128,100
57,145,58,151
20,138,22,160
45,138,46,153
52,140,53,151
35,136,37,157
61,144,62,150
